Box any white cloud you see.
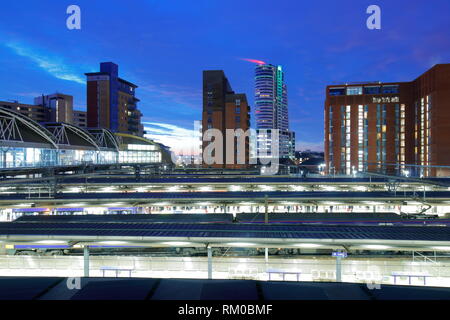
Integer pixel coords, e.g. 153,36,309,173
145,121,324,155
143,121,201,155
5,42,85,84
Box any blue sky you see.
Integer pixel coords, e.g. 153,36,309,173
0,0,449,152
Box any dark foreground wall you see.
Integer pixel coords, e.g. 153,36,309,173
0,277,449,300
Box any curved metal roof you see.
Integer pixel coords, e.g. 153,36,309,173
0,108,104,151
0,107,58,148
86,128,119,151
43,122,99,150
115,132,158,146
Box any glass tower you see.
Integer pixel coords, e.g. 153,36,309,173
255,64,294,159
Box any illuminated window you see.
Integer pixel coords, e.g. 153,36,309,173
346,87,363,95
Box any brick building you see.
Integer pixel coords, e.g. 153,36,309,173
202,70,250,169
324,64,450,177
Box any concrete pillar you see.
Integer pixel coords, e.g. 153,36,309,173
84,246,90,277
264,195,269,222
336,256,342,282
207,246,212,279
264,195,269,263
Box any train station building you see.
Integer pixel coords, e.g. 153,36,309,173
0,106,169,169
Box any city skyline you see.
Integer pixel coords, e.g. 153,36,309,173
2,2,450,302
1,0,450,153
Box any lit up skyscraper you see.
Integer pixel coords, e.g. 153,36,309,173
255,64,295,159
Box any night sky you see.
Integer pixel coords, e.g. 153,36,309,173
0,0,449,153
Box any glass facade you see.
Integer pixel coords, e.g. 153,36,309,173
363,86,381,94
119,150,161,163
330,102,392,175
346,87,363,95
375,104,387,171
0,147,57,168
415,95,432,177
381,85,400,94
328,106,333,170
58,149,97,165
0,145,162,169
329,88,345,96
255,64,294,158
0,104,164,169
329,85,399,96
97,150,119,164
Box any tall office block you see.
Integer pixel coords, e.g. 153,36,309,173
0,100,51,123
73,110,87,128
255,64,295,159
202,70,250,169
1,93,84,126
34,93,73,124
85,62,144,137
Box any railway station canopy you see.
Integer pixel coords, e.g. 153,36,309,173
0,107,167,168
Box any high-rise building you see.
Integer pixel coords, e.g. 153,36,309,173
0,94,84,126
85,62,144,137
34,93,73,123
202,70,250,169
73,110,87,128
324,63,450,177
254,64,295,159
0,100,50,123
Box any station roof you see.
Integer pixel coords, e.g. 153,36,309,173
7,173,450,186
2,190,450,205
1,220,450,251
85,128,119,151
44,122,100,150
115,133,158,147
25,176,450,186
0,107,119,151
14,214,234,224
0,107,57,149
62,176,393,184
1,221,449,241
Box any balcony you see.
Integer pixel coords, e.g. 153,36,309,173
128,117,139,125
128,124,139,132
